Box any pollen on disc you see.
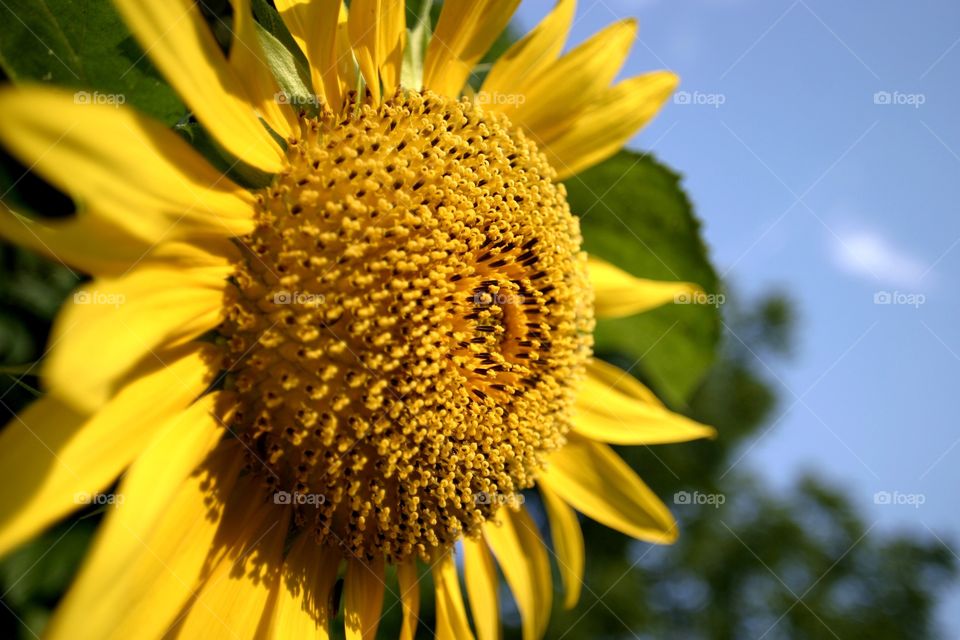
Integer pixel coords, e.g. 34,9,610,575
218,90,594,563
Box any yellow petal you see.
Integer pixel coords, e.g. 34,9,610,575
0,87,256,244
266,533,341,640
433,551,475,640
344,556,386,640
396,558,421,640
483,506,552,640
348,0,406,103
44,262,229,412
178,480,291,639
113,0,283,172
44,397,235,640
589,255,702,318
539,484,584,609
539,435,678,543
275,0,348,108
0,345,216,558
509,20,635,141
422,0,520,97
230,0,299,138
575,358,716,445
481,0,575,99
464,537,501,640
547,72,679,179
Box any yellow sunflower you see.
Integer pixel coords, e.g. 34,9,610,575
0,0,716,638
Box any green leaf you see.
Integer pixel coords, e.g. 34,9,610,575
0,0,184,124
566,151,721,406
255,23,317,116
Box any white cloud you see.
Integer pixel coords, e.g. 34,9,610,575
831,229,931,288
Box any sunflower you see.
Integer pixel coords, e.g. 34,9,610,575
0,0,715,638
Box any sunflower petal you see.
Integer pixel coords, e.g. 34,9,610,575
0,346,216,559
397,558,421,640
44,398,236,640
275,0,348,108
0,87,256,244
589,255,701,318
539,484,584,609
481,0,575,99
483,506,552,640
547,72,679,179
178,481,291,639
464,537,501,640
266,533,341,640
348,0,406,103
575,358,716,445
344,556,386,640
539,435,678,543
229,0,299,138
433,551,475,640
509,20,635,142
113,0,283,172
423,0,520,97
44,262,229,412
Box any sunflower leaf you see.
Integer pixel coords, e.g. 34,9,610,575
254,22,318,116
0,0,185,124
566,151,721,406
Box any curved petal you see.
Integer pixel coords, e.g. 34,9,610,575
481,0,575,99
44,261,230,412
589,255,702,319
539,435,677,543
396,558,421,640
275,0,349,110
575,358,716,445
45,398,236,640
546,72,679,179
266,534,341,640
0,345,216,558
348,0,406,103
464,537,501,640
0,87,256,244
422,0,520,97
508,20,635,141
539,484,583,609
344,556,385,640
483,506,551,640
178,482,291,639
113,0,284,172
230,0,299,138
433,551,475,640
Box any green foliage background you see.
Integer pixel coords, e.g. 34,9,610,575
0,1,955,638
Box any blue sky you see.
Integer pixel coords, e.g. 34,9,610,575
515,0,960,633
